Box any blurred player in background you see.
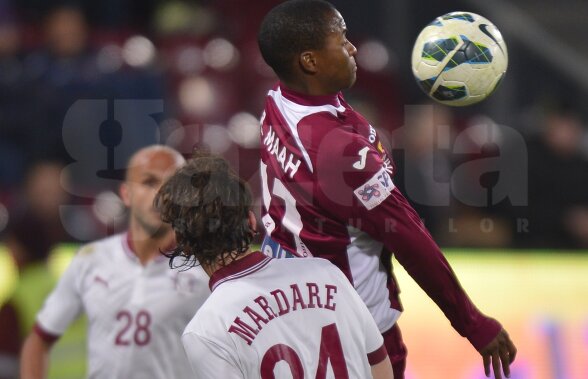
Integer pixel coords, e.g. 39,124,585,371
19,145,210,379
155,152,394,378
0,214,86,379
257,1,516,378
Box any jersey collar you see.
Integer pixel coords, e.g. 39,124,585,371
122,231,169,264
123,231,140,262
279,83,342,108
209,251,272,291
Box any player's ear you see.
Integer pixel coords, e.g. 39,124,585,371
299,51,318,74
119,183,131,207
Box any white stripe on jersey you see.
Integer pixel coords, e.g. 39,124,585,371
346,225,400,332
268,87,345,173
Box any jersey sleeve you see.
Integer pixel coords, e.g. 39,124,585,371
315,128,501,351
35,252,85,339
182,332,243,379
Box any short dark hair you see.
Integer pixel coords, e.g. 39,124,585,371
258,0,336,80
154,153,253,269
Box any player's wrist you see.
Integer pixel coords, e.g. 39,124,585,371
466,316,502,351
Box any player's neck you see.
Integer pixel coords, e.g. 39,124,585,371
202,249,255,277
282,78,338,97
127,223,175,266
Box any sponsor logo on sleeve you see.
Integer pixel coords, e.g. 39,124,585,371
353,167,395,210
93,275,109,288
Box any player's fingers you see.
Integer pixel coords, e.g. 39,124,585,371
500,349,511,378
492,353,502,379
483,354,491,377
507,340,517,364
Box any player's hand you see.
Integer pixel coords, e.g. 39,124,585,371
478,328,517,379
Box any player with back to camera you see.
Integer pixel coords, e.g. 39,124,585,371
256,1,517,378
20,145,210,379
154,152,395,378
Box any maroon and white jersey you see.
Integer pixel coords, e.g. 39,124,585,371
35,233,210,379
259,83,501,350
182,252,387,378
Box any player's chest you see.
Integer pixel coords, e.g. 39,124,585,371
349,118,395,176
81,262,201,319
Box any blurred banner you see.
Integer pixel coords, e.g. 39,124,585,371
394,252,588,379
1,247,587,379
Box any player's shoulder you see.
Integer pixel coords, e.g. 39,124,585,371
182,293,226,335
173,261,210,287
308,257,348,276
275,256,340,274
270,258,351,291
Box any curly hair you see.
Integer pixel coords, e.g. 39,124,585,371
154,153,253,270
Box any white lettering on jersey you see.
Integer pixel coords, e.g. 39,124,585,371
263,125,301,179
383,154,393,175
353,167,395,210
259,111,266,135
368,125,377,143
353,147,370,170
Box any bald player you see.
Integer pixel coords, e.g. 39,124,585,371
20,145,210,379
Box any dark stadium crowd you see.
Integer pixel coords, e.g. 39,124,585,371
1,0,588,250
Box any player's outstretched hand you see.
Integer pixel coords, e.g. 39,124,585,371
478,328,517,379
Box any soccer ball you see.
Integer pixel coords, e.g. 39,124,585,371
411,12,508,106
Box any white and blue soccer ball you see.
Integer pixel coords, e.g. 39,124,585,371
411,12,508,106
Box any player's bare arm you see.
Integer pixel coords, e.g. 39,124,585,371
20,332,51,379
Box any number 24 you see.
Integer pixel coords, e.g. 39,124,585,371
260,323,349,378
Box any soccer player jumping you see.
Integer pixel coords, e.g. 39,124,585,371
257,1,517,378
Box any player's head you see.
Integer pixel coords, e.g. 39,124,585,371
120,145,185,238
154,152,254,272
258,0,357,94
24,160,68,218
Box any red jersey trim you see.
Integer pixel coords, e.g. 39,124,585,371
33,323,60,345
279,83,341,107
209,252,272,291
122,231,139,262
367,343,388,365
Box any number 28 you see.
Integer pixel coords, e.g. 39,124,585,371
114,310,151,346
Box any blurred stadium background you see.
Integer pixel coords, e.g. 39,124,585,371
0,0,587,378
